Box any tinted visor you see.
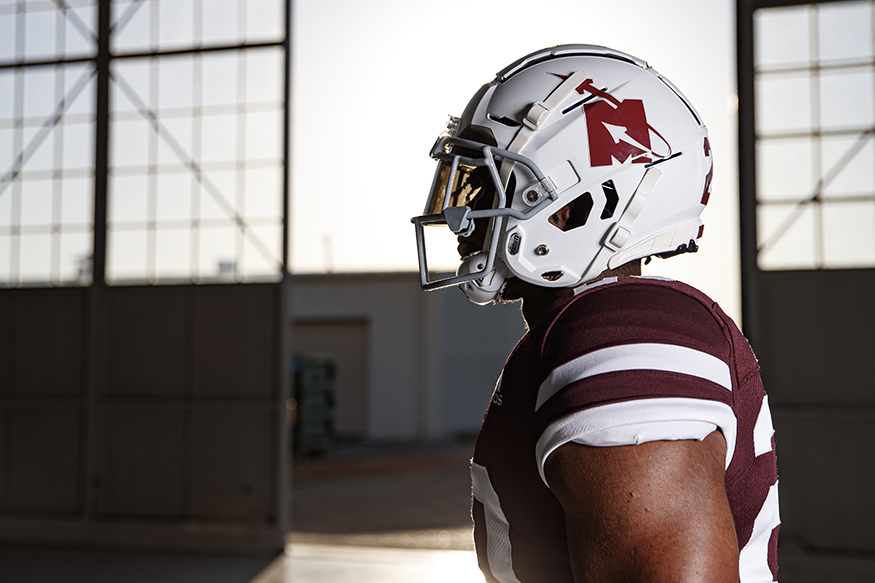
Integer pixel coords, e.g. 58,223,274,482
424,162,493,216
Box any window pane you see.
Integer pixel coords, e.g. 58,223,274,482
19,179,53,227
111,0,151,53
22,126,55,172
202,0,240,46
24,10,58,61
755,73,812,135
0,234,9,282
818,0,873,63
819,68,875,131
821,134,875,198
107,228,148,282
757,202,818,270
246,110,282,160
59,231,92,284
23,67,57,120
247,48,284,103
199,224,237,281
158,0,195,52
110,118,151,168
61,177,94,225
157,118,192,165
755,5,810,69
63,122,95,170
247,0,285,43
0,14,15,62
158,55,195,110
822,200,875,267
18,232,52,283
155,227,191,279
156,172,192,222
0,70,14,119
0,127,14,171
757,137,815,201
109,173,148,224
65,5,98,58
245,167,282,218
0,182,11,227
202,53,239,107
242,224,281,280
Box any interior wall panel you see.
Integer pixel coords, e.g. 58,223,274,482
193,287,276,399
0,0,291,553
756,272,875,406
190,409,273,522
739,0,875,577
104,289,189,397
1,409,80,514
13,291,85,396
0,295,11,393
95,409,186,518
774,411,875,551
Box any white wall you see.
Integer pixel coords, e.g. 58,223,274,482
290,273,526,440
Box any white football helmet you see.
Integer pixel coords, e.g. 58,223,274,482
412,44,713,304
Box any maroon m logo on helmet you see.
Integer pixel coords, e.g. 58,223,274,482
584,99,654,166
549,73,673,168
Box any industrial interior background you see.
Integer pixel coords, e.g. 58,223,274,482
0,0,873,582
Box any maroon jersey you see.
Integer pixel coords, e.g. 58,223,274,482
471,277,779,583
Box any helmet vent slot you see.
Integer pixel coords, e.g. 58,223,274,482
486,113,521,127
600,180,619,220
541,271,564,281
548,191,593,232
561,87,605,114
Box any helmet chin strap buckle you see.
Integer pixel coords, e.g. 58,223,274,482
457,253,510,305
604,223,632,251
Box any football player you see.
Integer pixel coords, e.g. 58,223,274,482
412,45,779,583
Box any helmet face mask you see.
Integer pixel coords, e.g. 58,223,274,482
412,44,713,304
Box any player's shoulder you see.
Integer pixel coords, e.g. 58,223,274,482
540,276,731,364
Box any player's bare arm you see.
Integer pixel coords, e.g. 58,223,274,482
545,432,738,583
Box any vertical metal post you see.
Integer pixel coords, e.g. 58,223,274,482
737,0,759,338
275,0,294,543
82,0,111,520
282,0,292,273
93,0,110,286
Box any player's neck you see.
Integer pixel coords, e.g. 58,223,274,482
520,260,642,329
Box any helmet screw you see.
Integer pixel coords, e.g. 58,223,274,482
525,190,540,203
534,244,549,256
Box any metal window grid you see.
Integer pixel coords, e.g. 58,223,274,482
0,0,290,288
752,0,875,270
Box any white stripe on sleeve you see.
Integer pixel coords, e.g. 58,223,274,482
535,397,738,486
753,394,775,457
536,343,732,411
739,481,780,583
471,462,522,583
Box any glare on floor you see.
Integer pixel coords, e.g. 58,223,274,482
251,543,484,583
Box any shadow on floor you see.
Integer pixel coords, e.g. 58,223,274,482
290,440,476,550
0,545,277,583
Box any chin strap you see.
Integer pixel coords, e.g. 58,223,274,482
499,70,590,188
581,167,662,282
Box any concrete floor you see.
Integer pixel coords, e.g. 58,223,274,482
290,440,476,549
0,441,482,583
254,543,482,583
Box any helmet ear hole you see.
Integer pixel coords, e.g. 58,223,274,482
549,191,594,232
